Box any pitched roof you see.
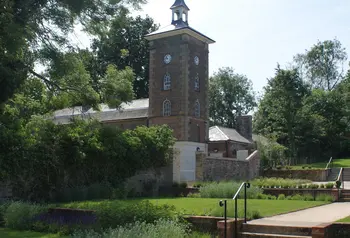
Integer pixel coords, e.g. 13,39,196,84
52,98,149,125
171,0,190,10
145,24,215,44
209,126,251,144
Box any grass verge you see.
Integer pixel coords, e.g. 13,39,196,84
291,158,350,169
338,216,350,223
0,228,65,238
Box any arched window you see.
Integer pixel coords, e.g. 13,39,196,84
163,73,171,90
163,99,171,116
194,100,200,117
194,75,200,91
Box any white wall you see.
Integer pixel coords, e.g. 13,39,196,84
173,141,207,182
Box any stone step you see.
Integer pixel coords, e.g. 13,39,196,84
240,232,312,238
242,224,312,236
339,198,350,202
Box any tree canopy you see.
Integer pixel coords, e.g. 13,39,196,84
209,67,256,128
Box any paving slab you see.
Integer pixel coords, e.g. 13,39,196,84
249,203,350,227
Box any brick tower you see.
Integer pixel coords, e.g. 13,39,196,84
145,0,215,182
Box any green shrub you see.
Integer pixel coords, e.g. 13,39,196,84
308,184,319,189
277,194,286,200
303,194,314,201
251,178,311,189
256,193,268,200
4,201,47,230
315,194,335,202
291,194,303,200
199,182,262,199
187,193,201,198
336,180,341,189
61,200,176,230
180,182,188,189
325,183,335,189
319,184,325,189
0,200,12,225
71,219,188,238
267,195,276,200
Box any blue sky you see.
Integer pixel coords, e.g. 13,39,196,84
75,0,350,94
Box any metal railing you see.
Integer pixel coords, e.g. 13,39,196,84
219,182,250,238
337,168,344,190
325,157,333,170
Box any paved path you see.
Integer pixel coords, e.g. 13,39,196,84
249,203,350,227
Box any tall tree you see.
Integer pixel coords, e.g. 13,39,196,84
294,39,347,91
0,0,146,106
253,66,310,163
90,15,158,99
209,67,256,128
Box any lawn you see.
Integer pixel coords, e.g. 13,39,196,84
291,158,350,170
62,198,328,218
0,228,66,238
148,198,328,217
338,216,350,223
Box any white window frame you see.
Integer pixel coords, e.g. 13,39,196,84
163,99,171,116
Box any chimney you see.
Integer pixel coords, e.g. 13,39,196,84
237,115,252,141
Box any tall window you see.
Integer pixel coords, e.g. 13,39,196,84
163,99,171,116
194,100,200,117
194,75,200,91
163,73,171,90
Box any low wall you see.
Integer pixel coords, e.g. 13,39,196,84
263,169,329,181
325,223,350,238
196,151,260,181
263,188,340,201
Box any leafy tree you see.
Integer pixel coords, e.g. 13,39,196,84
90,15,158,99
253,66,310,164
294,39,348,91
0,0,146,106
209,67,256,128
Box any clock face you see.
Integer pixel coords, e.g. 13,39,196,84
164,54,172,64
194,56,199,65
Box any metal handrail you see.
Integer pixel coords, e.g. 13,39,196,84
233,182,250,238
325,157,333,170
219,182,250,238
337,168,344,190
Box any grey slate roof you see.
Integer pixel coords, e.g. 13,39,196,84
209,126,251,144
171,0,190,10
52,98,149,125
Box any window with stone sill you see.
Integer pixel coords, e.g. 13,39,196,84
163,99,171,116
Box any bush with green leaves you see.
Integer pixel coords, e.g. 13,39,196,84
3,201,48,230
252,178,311,188
60,200,177,230
199,182,262,199
71,219,188,238
325,183,335,189
0,118,175,202
316,194,335,202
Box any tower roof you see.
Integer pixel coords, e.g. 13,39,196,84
170,0,190,10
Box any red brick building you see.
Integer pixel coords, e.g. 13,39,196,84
53,0,254,182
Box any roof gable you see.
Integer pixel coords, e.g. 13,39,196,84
209,126,251,144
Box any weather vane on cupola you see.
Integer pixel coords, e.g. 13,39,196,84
171,0,190,27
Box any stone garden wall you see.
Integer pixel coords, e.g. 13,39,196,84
196,150,260,181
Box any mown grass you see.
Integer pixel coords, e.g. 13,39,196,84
338,216,350,223
62,198,328,219
149,198,328,218
0,228,66,238
291,158,350,169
